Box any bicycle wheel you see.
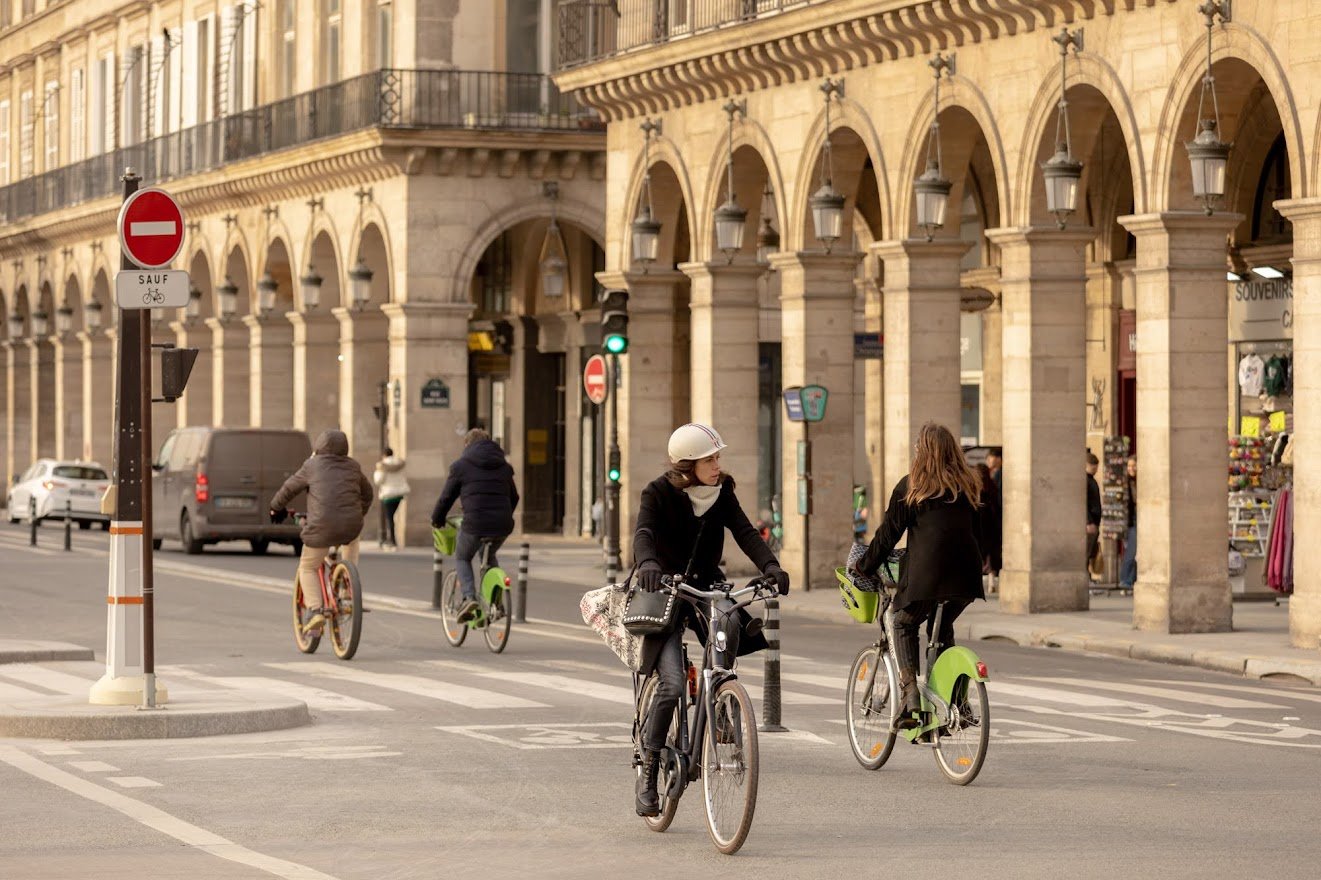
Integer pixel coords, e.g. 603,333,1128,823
440,570,468,647
483,583,512,654
291,580,320,654
326,561,363,660
845,645,897,770
702,679,759,855
635,675,682,832
933,676,990,786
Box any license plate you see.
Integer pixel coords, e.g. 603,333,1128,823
215,497,255,510
71,489,95,497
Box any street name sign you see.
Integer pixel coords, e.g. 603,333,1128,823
117,187,186,269
421,378,451,409
115,270,190,309
782,387,805,422
584,354,608,404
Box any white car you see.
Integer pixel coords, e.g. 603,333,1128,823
6,459,111,529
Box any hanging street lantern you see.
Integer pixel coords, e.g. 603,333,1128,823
756,181,780,268
186,284,202,321
31,309,49,337
300,264,323,311
714,99,748,263
257,271,278,315
1187,2,1232,214
633,118,663,270
85,300,102,331
813,79,846,252
1040,29,1085,228
218,276,239,320
915,54,955,241
539,182,569,298
8,312,23,338
348,256,373,309
56,304,73,335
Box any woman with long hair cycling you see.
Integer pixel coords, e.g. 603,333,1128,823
851,422,985,730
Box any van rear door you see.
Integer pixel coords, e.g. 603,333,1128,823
205,431,264,525
262,431,312,515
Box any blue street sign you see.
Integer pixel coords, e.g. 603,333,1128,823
783,387,805,422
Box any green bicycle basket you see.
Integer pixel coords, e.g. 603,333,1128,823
835,567,880,624
432,516,463,556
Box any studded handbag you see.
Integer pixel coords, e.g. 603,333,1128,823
622,521,706,636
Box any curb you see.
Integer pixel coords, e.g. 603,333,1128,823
0,640,95,664
0,694,312,740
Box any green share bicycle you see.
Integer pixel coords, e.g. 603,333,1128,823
434,517,512,653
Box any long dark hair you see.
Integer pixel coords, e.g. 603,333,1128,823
666,458,731,490
905,422,982,507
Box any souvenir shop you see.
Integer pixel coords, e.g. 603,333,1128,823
1227,271,1294,598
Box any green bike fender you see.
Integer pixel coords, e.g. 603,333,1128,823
481,567,507,604
927,646,987,702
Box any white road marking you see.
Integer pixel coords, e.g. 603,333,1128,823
1032,677,1287,710
35,745,80,755
416,661,634,705
435,722,633,751
740,680,836,706
1146,679,1321,705
0,663,97,696
988,681,1134,708
0,745,342,880
67,761,120,773
129,220,177,236
265,662,548,709
108,776,161,788
990,718,1131,744
164,667,391,712
0,679,50,700
167,745,401,763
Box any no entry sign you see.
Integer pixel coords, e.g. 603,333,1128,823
583,354,608,405
117,187,185,269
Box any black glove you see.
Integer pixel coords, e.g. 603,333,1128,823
764,563,790,596
270,508,288,524
637,562,663,592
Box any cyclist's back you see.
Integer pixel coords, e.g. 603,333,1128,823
270,429,374,629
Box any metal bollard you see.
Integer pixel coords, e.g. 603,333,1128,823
432,547,444,609
29,497,37,546
514,542,529,623
759,597,787,732
63,500,72,551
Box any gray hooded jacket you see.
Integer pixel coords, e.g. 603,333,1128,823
270,429,375,548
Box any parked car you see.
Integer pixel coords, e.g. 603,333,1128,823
151,427,312,555
6,460,111,529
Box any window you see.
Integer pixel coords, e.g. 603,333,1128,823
122,45,144,145
21,0,33,18
19,89,33,177
279,0,297,96
70,68,84,162
196,18,213,121
53,465,108,481
0,100,10,184
477,232,513,315
505,0,541,74
42,80,58,171
322,0,342,85
89,54,112,154
375,1,393,70
1,0,10,29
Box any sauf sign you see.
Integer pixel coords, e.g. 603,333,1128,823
1229,276,1293,341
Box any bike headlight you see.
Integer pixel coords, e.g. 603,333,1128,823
715,630,728,651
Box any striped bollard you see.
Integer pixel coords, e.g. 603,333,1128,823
64,500,73,551
759,597,786,732
432,547,444,609
29,497,37,546
514,542,529,623
605,549,618,588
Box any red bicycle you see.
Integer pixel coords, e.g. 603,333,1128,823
290,513,364,660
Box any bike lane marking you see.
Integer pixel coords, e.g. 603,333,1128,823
1032,677,1289,710
0,745,343,880
417,660,635,705
164,666,393,712
1144,678,1321,705
265,662,550,709
434,721,634,750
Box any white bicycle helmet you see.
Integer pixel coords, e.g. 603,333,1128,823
668,423,727,463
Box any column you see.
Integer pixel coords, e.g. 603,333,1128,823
1084,262,1122,456
598,270,683,548
769,251,860,590
1118,212,1239,634
82,328,116,464
206,317,250,426
335,306,390,465
244,314,295,427
30,336,57,458
980,294,1005,447
0,343,7,488
679,260,763,496
869,239,968,495
171,320,213,429
384,302,471,547
1277,198,1321,648
3,342,22,488
288,311,341,438
54,334,84,460
861,273,883,533
985,227,1093,613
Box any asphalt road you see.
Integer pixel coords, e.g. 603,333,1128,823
2,522,1321,879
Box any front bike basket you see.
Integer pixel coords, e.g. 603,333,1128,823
836,567,880,624
433,525,458,556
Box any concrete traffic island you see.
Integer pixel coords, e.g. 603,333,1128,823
0,640,312,740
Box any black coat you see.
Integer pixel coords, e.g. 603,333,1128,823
1086,474,1102,526
430,439,519,536
270,429,374,548
632,476,777,674
857,476,985,610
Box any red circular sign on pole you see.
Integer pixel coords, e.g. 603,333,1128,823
583,354,608,405
117,187,185,269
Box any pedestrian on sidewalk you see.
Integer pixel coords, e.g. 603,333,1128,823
373,447,410,551
1086,451,1102,580
974,462,1001,594
1119,455,1138,591
852,422,985,732
985,446,1003,494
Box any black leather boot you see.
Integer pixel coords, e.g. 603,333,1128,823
635,750,661,817
894,632,924,731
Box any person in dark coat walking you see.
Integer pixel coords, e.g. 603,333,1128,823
974,462,1002,591
630,423,790,817
269,429,375,633
431,428,520,623
1086,452,1103,579
852,422,984,730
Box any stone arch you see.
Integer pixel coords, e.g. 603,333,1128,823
89,270,111,316
61,274,83,331
302,213,345,295
306,230,342,311
620,136,699,270
223,242,252,318
12,284,31,333
1153,22,1306,211
695,119,788,264
260,235,297,314
353,222,393,308
789,93,890,251
187,249,215,320
452,195,606,307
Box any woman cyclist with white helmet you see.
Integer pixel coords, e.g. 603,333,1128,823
630,423,790,817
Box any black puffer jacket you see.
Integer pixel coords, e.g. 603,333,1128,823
270,430,374,548
430,439,519,536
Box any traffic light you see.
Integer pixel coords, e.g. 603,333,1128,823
159,347,198,402
608,448,621,484
601,289,629,355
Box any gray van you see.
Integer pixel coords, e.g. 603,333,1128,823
152,427,312,555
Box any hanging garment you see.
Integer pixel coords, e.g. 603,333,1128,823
1263,355,1288,397
1238,353,1265,397
1282,485,1295,594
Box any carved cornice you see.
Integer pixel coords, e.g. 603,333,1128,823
557,0,1178,120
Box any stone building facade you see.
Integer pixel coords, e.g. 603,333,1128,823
555,0,1321,646
0,0,608,545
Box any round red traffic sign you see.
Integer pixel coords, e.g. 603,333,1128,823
117,187,185,269
583,354,608,405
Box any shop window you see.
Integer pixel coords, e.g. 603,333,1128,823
1252,135,1292,244
476,231,513,316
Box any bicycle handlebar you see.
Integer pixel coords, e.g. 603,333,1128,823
658,574,778,604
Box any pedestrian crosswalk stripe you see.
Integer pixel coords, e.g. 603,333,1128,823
164,667,392,712
988,681,1133,708
0,664,96,697
740,680,836,706
0,679,48,701
264,662,549,709
416,661,634,705
1032,677,1287,710
1146,679,1321,705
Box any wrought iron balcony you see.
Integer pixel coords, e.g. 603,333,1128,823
557,0,821,69
0,69,602,227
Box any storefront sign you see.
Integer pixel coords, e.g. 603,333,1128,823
1229,277,1293,341
420,378,450,409
1117,310,1137,372
853,333,882,359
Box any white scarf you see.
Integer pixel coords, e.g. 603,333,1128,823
684,484,721,517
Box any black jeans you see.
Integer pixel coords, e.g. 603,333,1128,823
893,599,972,673
382,497,403,546
643,628,685,752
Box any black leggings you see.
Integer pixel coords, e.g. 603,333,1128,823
642,618,740,752
893,599,972,672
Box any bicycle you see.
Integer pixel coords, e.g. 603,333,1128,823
837,556,990,785
434,518,512,654
631,574,778,855
290,513,364,661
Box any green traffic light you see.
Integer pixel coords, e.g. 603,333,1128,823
608,468,621,482
604,334,628,355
